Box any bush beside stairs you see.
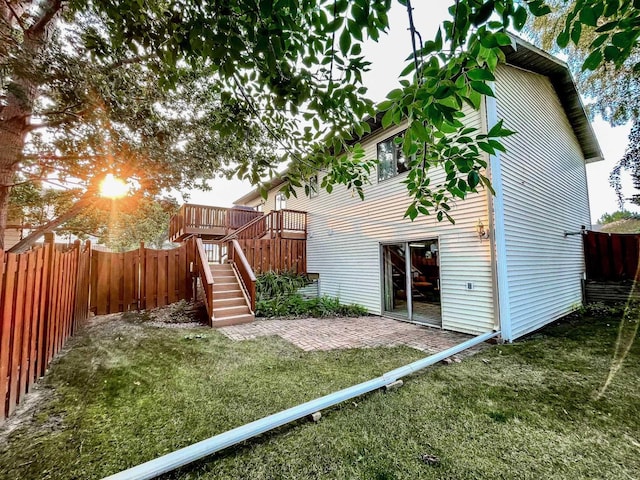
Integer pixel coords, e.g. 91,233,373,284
210,263,254,327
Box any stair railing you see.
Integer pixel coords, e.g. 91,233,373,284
195,238,214,322
228,239,256,312
219,213,267,242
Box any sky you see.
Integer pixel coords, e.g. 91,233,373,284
186,1,638,222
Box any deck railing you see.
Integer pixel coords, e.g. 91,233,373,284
169,204,263,242
268,209,307,238
225,214,269,241
200,241,226,263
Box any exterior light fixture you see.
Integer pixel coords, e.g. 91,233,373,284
477,219,489,239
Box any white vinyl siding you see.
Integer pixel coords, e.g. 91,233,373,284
244,187,281,214
495,64,591,339
282,112,496,336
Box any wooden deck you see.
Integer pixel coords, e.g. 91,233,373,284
170,204,308,276
169,204,307,243
169,204,264,242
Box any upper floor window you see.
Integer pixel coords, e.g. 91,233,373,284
377,132,409,182
307,175,319,198
275,193,286,211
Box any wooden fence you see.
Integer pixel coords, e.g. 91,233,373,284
583,231,640,303
236,238,306,275
583,231,640,281
90,241,194,315
0,237,91,421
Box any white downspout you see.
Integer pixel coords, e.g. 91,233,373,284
485,88,513,342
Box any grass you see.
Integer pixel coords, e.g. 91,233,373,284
0,312,639,479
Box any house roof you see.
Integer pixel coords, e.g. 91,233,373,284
503,35,603,163
234,35,603,206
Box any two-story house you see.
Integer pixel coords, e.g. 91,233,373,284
232,36,603,342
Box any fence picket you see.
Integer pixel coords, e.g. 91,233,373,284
1,239,201,421
0,255,17,419
584,231,640,282
27,248,44,386
18,252,36,400
235,238,306,275
8,254,28,416
158,252,168,307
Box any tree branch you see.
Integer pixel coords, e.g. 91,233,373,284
107,54,154,69
8,187,97,253
20,153,109,161
2,0,27,31
23,117,76,132
26,0,63,38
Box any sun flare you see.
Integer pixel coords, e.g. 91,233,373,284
99,174,128,199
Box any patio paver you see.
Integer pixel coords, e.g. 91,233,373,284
218,316,489,356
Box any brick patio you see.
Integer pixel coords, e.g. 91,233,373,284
218,316,490,356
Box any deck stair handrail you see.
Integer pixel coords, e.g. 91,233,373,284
195,238,215,321
228,239,256,312
220,209,307,242
219,213,267,243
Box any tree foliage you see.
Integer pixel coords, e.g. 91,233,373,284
610,121,640,206
1,1,279,249
526,0,640,207
8,181,178,251
526,0,639,125
599,209,640,224
2,0,639,246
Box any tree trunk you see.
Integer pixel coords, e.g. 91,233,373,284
0,129,25,250
0,0,63,249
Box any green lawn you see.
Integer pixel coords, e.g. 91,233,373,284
0,312,638,480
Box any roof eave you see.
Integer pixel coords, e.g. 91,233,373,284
502,35,604,164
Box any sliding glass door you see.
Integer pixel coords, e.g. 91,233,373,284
382,240,441,327
382,243,408,317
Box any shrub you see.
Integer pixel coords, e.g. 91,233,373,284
255,294,367,318
574,302,636,319
256,271,310,301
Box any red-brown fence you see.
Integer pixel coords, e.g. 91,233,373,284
583,231,640,304
583,231,640,281
236,238,306,275
0,237,91,421
90,241,194,315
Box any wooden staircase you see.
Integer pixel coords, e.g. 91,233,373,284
210,263,254,327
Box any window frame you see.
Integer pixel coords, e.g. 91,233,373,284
307,174,319,198
377,131,410,183
274,192,286,211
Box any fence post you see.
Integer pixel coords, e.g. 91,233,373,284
81,240,91,323
40,233,55,375
0,247,7,420
138,242,145,310
70,240,82,334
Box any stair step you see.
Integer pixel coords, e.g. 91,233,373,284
213,289,244,299
210,264,233,270
213,304,250,317
213,282,240,292
212,274,237,281
211,313,254,328
213,297,246,308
